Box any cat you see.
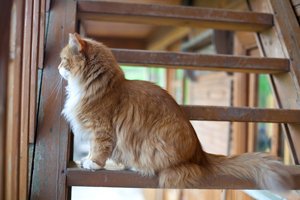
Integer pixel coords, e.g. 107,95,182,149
58,33,293,189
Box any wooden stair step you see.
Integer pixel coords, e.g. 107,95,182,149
182,106,300,123
112,49,289,74
78,1,273,32
66,164,300,189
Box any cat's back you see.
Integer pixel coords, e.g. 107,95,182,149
121,80,176,105
119,79,187,120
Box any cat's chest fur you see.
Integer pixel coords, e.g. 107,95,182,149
62,77,88,137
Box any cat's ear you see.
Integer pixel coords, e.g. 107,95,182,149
68,33,86,54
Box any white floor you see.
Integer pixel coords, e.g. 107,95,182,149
72,187,145,200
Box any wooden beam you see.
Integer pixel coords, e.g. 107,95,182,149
67,165,158,188
30,0,76,199
147,27,190,50
182,106,300,123
66,164,300,189
181,30,213,52
92,37,147,49
0,0,13,199
111,49,289,73
77,1,273,32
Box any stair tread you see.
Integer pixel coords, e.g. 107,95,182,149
111,49,289,73
182,105,300,123
78,1,273,32
66,163,300,189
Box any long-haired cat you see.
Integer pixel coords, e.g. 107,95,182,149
59,33,293,189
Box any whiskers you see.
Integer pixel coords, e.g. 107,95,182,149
48,76,64,101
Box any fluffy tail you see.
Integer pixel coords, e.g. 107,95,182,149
159,153,293,190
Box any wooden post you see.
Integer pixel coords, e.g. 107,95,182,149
28,0,41,145
232,35,248,154
247,48,259,153
6,0,26,200
270,122,280,156
232,73,249,154
247,74,258,152
30,0,76,199
0,0,13,199
20,0,34,198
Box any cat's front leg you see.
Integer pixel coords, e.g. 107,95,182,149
80,151,102,170
81,132,114,171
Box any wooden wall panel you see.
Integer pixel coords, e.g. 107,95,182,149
188,72,232,155
30,0,76,199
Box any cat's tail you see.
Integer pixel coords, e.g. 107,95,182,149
159,153,293,190
206,153,293,190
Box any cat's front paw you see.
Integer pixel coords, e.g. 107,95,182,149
80,158,102,170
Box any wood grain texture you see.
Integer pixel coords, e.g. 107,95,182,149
111,49,289,73
66,164,300,189
5,0,25,199
249,0,300,164
30,0,76,199
0,0,13,199
230,34,248,155
247,74,258,153
78,1,273,32
93,37,147,49
28,0,41,146
293,5,300,17
270,0,300,93
20,0,33,198
182,105,300,123
38,0,46,71
291,0,300,7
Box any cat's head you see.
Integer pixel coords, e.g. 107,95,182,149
58,33,122,82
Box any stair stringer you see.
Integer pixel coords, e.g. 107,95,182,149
249,0,300,164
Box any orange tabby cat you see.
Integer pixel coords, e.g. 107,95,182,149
59,33,292,189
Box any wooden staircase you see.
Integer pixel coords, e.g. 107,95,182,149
31,0,300,199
